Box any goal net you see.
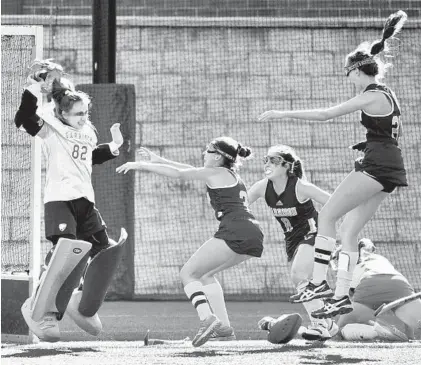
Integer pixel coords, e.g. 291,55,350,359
1,26,42,285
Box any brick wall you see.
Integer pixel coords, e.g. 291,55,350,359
1,0,420,18
2,19,420,298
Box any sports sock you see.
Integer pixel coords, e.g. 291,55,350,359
313,235,336,284
184,281,212,321
203,279,230,327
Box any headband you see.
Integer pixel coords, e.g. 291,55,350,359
210,143,236,161
344,58,377,75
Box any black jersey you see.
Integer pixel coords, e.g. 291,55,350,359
361,84,402,143
207,169,255,221
265,176,318,245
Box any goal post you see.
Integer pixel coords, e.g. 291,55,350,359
1,25,43,344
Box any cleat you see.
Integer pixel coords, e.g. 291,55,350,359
192,314,222,347
66,290,102,336
21,298,60,342
290,280,333,303
302,319,339,341
311,295,353,319
209,325,236,341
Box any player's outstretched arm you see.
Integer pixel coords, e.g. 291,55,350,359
257,92,377,122
116,162,219,183
92,123,123,165
137,147,194,169
247,179,266,206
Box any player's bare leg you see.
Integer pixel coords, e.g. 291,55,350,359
297,172,385,316
181,237,250,346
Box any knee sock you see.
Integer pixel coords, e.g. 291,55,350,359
313,235,336,284
184,281,212,321
203,279,230,327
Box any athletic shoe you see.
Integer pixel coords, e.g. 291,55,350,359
258,316,276,331
21,298,60,342
192,314,222,347
66,290,102,336
209,325,236,341
302,319,339,341
311,295,353,319
290,280,334,303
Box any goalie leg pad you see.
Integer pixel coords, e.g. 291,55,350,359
340,323,378,341
267,313,302,344
78,228,128,317
31,238,92,321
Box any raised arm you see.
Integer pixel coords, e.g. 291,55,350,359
247,179,267,206
92,123,123,165
258,93,378,122
14,83,49,138
296,179,331,206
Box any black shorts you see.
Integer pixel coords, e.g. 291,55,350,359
355,141,408,193
44,197,106,242
287,233,316,262
214,216,264,257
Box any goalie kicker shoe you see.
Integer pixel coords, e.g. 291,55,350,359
290,280,334,303
209,324,236,341
66,290,102,336
21,298,60,342
311,295,353,319
192,314,222,347
302,319,339,341
370,319,409,342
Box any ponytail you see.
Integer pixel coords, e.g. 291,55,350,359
370,10,408,56
51,78,90,114
291,159,304,179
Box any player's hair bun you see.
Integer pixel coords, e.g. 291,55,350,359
51,78,71,103
237,144,252,158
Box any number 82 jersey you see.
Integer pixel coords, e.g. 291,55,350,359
39,109,98,204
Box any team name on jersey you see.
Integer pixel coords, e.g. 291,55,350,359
272,207,297,217
65,130,95,144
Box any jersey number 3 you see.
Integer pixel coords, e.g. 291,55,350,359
72,144,88,161
239,190,249,207
392,116,402,140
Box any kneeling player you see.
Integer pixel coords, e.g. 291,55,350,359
16,63,127,342
337,238,421,341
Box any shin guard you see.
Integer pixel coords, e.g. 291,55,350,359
78,228,128,317
31,238,92,321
